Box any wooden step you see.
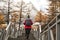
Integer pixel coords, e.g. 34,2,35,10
8,33,37,40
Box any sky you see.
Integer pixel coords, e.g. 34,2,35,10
10,0,50,13
0,0,50,13
23,0,50,13
0,0,51,18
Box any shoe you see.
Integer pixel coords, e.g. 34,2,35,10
26,38,30,40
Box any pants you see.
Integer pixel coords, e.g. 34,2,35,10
25,28,31,39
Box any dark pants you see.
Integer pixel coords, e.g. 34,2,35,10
25,28,31,39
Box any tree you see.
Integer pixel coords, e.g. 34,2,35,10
0,12,5,24
35,11,42,22
48,1,56,21
35,11,48,22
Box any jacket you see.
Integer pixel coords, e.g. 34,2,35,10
23,19,33,29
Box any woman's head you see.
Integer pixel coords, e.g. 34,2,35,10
27,15,30,18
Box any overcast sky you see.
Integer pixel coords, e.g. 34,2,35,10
23,0,50,13
10,0,50,13
0,0,50,14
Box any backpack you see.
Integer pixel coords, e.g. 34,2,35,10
25,19,31,26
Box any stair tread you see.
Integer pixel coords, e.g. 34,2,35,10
8,33,36,40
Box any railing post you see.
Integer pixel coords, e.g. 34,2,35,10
56,23,60,40
48,25,51,40
38,25,39,40
40,33,42,40
1,29,6,40
56,14,60,40
39,24,42,40
42,34,45,40
5,22,11,40
0,29,4,40
50,30,54,40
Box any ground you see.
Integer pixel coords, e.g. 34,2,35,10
8,33,37,40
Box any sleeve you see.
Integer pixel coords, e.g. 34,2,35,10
23,20,26,25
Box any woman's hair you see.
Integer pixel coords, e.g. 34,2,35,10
27,15,30,18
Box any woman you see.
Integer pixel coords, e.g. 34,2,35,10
23,15,33,39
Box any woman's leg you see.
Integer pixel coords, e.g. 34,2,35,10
25,29,27,36
25,29,31,39
27,29,31,39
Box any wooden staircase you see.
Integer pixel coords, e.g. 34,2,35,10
8,33,37,40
